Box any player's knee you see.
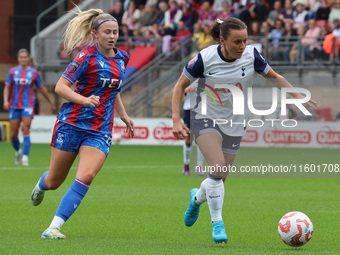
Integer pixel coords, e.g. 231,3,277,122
77,172,96,185
209,160,226,175
21,126,30,135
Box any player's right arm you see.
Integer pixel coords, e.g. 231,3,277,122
173,53,204,140
3,84,10,111
55,77,100,108
172,72,191,140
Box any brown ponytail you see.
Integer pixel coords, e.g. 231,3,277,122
210,17,247,41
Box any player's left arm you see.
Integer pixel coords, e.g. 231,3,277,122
38,86,57,113
115,93,134,137
263,67,317,108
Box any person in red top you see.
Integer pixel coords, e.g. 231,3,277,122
175,20,192,58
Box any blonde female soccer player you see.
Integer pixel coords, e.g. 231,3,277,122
30,8,134,239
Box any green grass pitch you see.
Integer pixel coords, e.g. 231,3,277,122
0,143,339,254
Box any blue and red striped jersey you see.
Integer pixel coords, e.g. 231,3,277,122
58,43,129,134
5,66,43,109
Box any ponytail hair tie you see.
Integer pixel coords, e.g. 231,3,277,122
217,19,224,24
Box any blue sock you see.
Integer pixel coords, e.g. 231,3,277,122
10,138,20,151
38,171,49,190
22,135,31,156
55,179,89,221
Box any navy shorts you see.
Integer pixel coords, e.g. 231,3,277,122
183,109,191,129
51,121,112,157
191,117,242,155
9,108,34,120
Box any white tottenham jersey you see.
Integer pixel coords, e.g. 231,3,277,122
183,44,269,136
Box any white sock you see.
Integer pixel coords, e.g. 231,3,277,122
22,155,28,161
196,146,204,166
49,216,65,229
206,178,224,223
183,143,192,164
195,178,209,205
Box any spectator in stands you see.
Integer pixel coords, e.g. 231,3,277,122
259,20,272,51
192,22,205,49
213,0,230,12
198,0,217,25
280,21,298,63
142,24,161,45
181,3,199,33
216,1,233,20
279,0,295,25
195,23,214,50
328,0,340,25
238,0,268,26
322,19,340,59
140,2,159,27
307,0,322,19
269,19,285,61
292,0,309,29
248,20,262,42
163,0,183,35
247,20,264,53
161,0,183,55
175,20,192,58
267,0,283,28
154,1,168,29
109,0,124,26
122,0,142,35
118,24,133,46
230,0,242,18
332,18,340,36
289,25,307,63
301,18,322,59
316,0,331,24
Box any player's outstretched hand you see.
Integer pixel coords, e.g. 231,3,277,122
304,98,318,109
173,120,189,140
84,95,100,108
121,115,134,138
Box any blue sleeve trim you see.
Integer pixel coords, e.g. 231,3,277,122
253,47,269,74
184,53,204,79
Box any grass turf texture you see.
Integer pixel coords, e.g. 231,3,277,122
0,143,339,254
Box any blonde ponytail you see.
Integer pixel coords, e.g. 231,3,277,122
63,7,115,54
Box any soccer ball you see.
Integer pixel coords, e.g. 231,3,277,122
278,211,313,247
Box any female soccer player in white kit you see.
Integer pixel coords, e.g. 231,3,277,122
172,17,316,244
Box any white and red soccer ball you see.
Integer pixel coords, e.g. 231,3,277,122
278,211,313,247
